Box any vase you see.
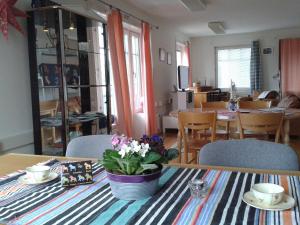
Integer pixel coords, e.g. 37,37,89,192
106,170,161,200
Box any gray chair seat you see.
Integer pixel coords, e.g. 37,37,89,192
66,135,113,159
199,139,299,171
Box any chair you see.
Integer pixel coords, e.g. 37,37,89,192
237,112,284,143
201,101,228,109
66,135,113,159
40,100,59,146
201,101,230,139
178,111,216,164
238,100,271,109
199,139,299,171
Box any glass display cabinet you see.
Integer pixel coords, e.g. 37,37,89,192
27,6,111,155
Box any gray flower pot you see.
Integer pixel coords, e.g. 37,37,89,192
106,170,161,200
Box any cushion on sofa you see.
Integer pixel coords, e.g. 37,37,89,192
277,94,300,108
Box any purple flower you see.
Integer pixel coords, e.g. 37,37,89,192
151,134,162,143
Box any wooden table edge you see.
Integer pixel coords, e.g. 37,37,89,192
1,153,299,177
166,162,300,176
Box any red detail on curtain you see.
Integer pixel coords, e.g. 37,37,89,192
186,41,192,87
141,22,157,135
107,10,133,137
280,39,300,96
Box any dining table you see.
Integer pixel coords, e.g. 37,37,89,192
169,107,300,145
0,153,300,225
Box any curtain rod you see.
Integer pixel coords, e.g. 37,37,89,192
95,0,159,29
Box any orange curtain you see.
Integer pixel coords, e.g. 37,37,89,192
280,39,300,96
141,22,157,135
107,10,133,137
186,41,192,87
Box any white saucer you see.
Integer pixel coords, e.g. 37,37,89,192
18,172,59,185
243,191,295,211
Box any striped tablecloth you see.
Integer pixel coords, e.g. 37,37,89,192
0,161,300,225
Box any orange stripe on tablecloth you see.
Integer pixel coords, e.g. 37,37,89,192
190,171,222,225
171,169,211,225
280,175,293,225
11,171,106,225
259,210,266,225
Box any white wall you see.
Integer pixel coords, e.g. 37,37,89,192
191,27,300,92
0,0,34,154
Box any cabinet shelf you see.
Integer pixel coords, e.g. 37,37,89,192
38,84,108,88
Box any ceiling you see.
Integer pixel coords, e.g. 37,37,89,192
123,0,300,37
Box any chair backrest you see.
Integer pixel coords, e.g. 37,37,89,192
238,100,271,109
66,135,113,159
237,112,284,142
178,111,217,143
201,101,228,109
40,100,59,115
199,139,299,171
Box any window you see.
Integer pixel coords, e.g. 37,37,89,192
216,47,251,94
124,29,143,113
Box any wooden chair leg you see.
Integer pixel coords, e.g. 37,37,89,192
183,142,188,164
226,121,229,139
191,150,197,164
177,131,182,163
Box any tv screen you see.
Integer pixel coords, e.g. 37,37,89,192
178,66,189,90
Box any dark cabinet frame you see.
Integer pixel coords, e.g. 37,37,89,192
27,6,111,155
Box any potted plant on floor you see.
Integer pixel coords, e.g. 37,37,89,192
101,134,178,200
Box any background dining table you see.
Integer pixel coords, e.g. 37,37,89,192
0,153,300,225
169,108,300,144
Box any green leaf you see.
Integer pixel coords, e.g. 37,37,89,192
101,159,121,172
103,149,121,160
141,163,158,170
142,151,162,164
165,148,179,161
135,166,144,174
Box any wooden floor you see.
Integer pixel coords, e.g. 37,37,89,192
163,130,300,164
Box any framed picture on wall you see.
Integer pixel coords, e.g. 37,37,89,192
159,48,166,61
167,52,172,65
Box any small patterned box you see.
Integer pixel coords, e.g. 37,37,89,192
61,161,93,187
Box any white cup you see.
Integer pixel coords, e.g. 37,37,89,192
26,165,50,182
251,183,284,206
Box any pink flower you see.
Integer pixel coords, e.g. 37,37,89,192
111,134,121,148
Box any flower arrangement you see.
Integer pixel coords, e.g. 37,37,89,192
101,134,178,175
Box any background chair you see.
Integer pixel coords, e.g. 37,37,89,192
178,111,216,164
238,100,271,109
200,101,228,109
237,112,283,142
201,101,230,139
199,139,299,171
66,135,113,159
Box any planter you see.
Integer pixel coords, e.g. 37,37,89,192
106,170,161,200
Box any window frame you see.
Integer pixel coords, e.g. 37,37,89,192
215,45,251,95
124,28,144,113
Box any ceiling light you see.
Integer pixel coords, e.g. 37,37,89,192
69,22,75,30
43,21,49,32
69,12,75,30
180,0,206,11
208,22,225,34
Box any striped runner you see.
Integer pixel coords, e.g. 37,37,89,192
0,165,299,225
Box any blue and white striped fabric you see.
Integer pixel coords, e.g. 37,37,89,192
0,161,300,225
